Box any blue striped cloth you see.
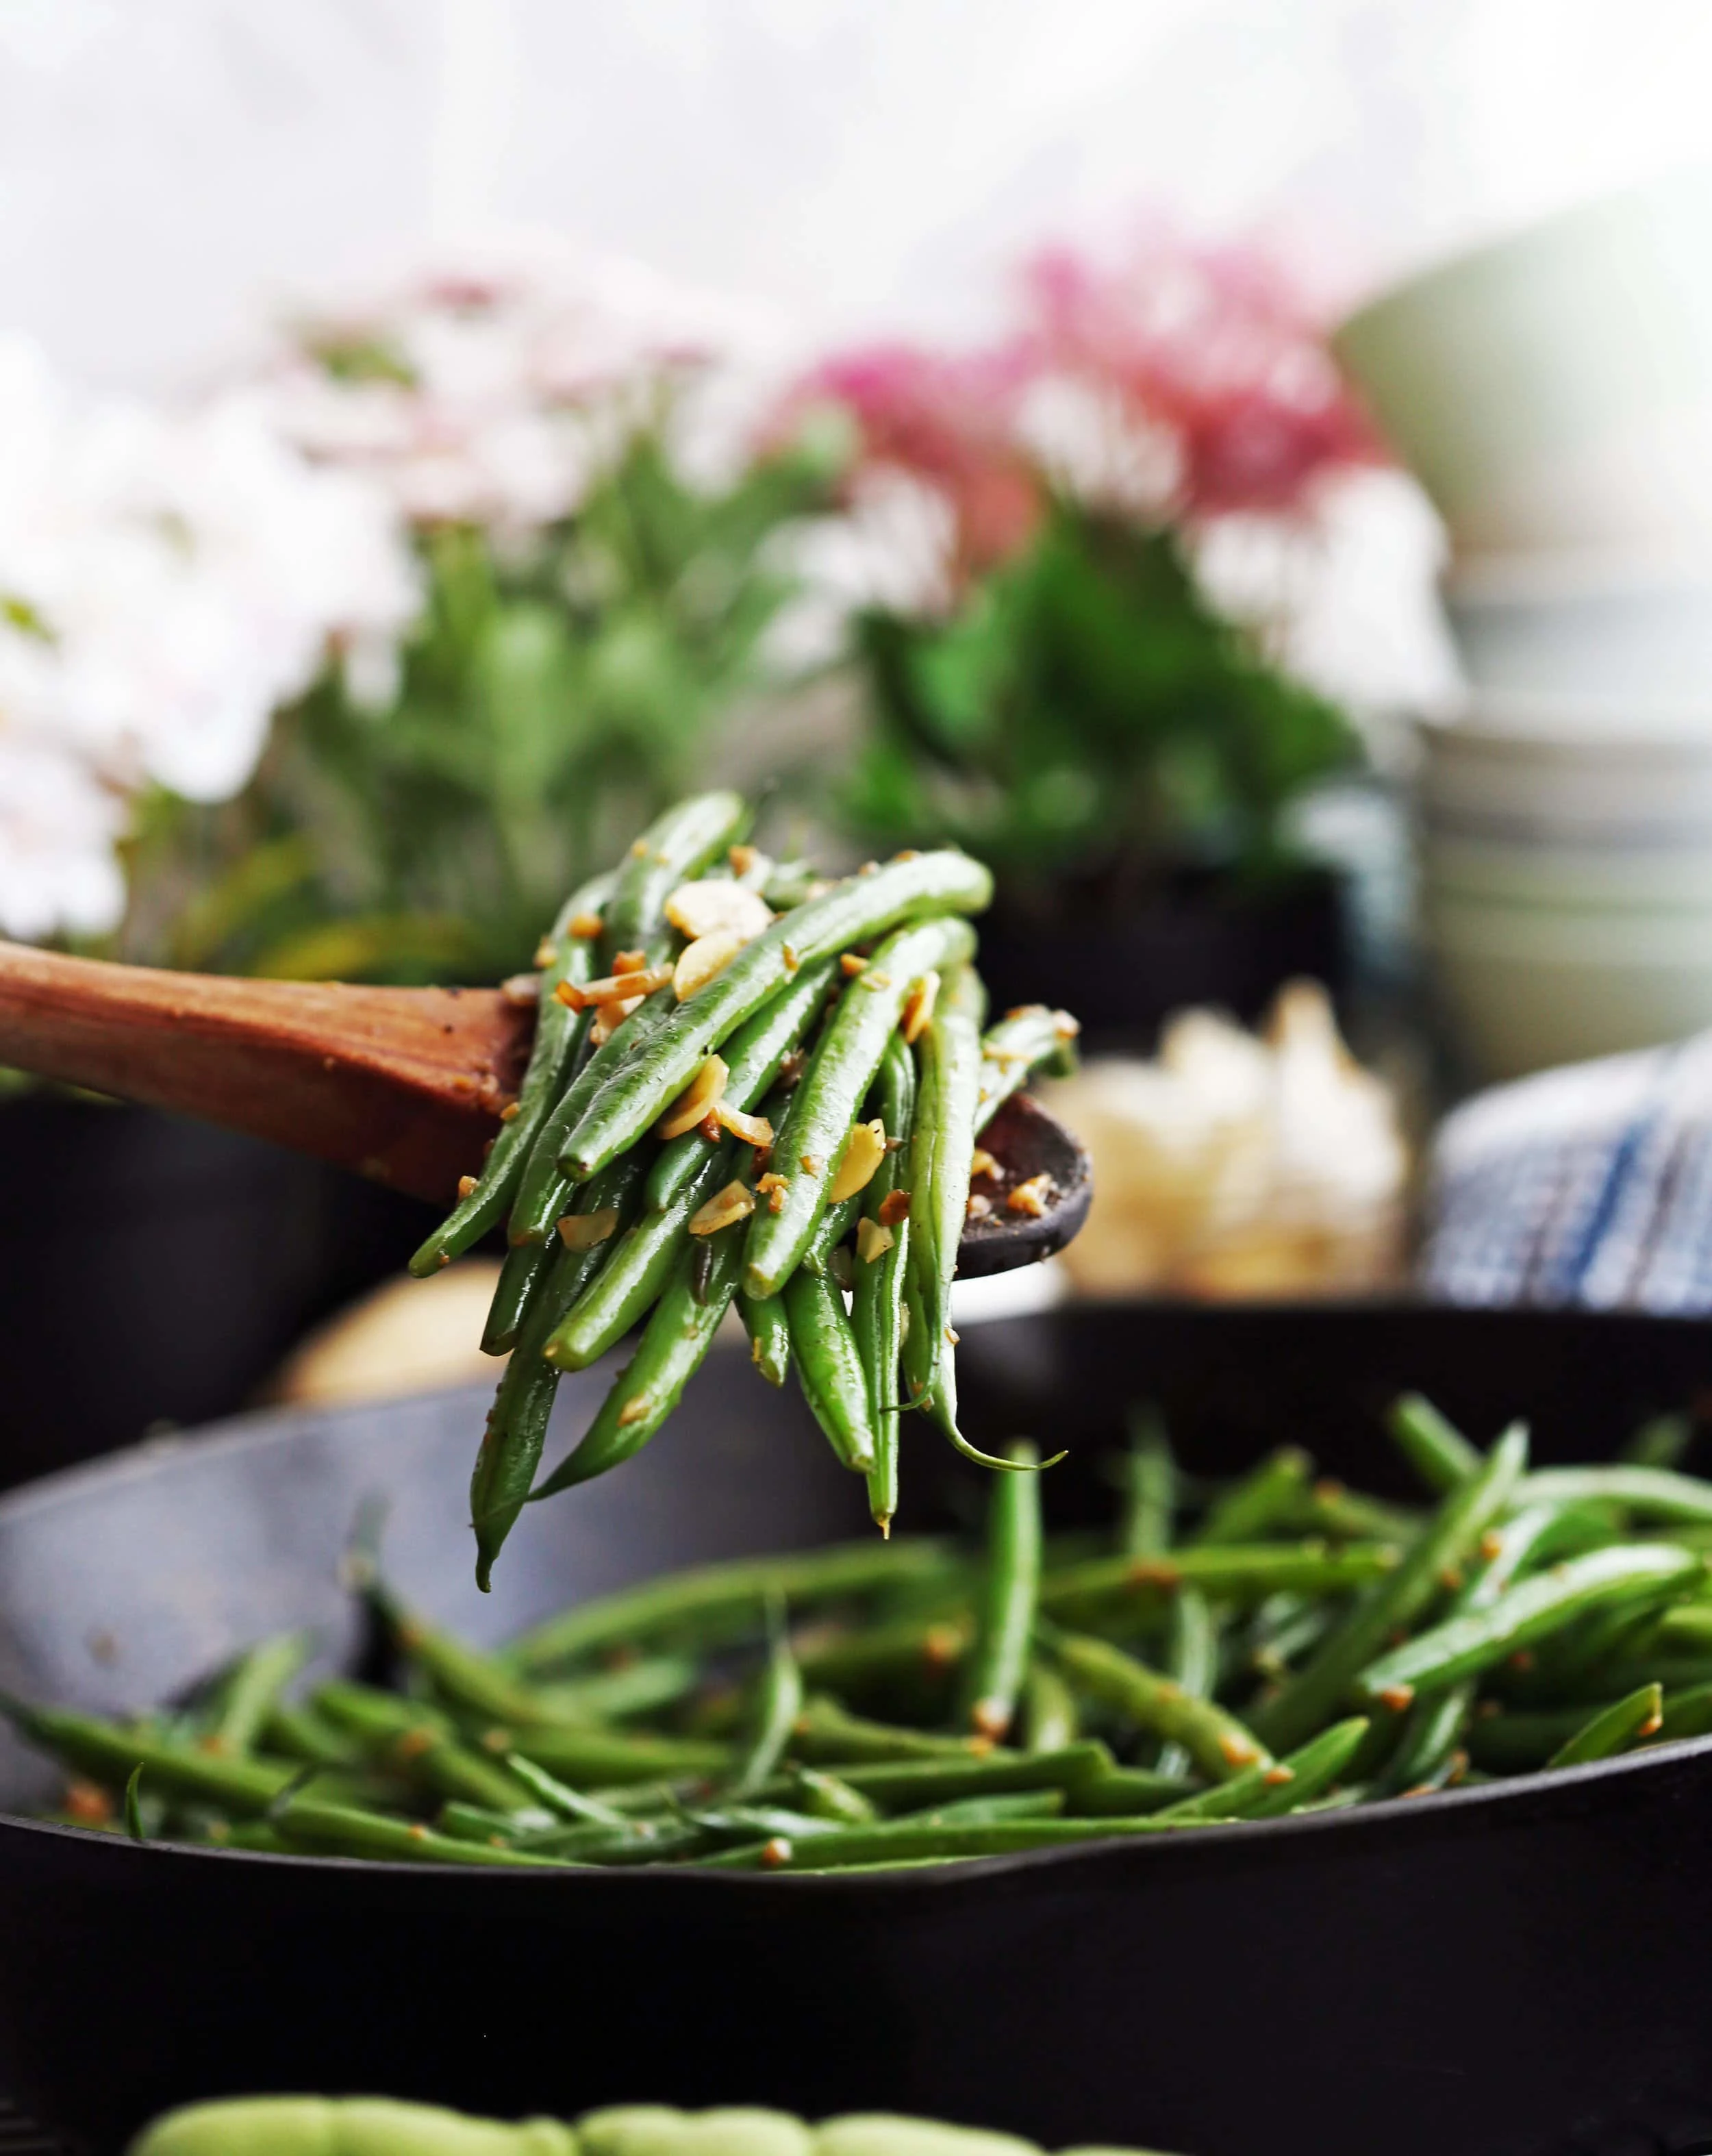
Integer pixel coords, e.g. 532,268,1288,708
1422,1034,1712,1311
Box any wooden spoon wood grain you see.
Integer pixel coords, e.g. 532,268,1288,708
0,941,1090,1272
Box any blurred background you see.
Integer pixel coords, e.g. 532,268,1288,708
8,0,1712,1480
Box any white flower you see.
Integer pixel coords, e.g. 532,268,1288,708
0,335,418,942
260,234,793,537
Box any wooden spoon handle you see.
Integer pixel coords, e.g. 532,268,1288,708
0,943,531,1203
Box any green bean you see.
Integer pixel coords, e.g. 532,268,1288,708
480,1236,556,1357
1153,1588,1217,1782
207,1632,309,1757
792,1612,972,1699
740,1290,792,1387
1,1694,297,1814
901,960,985,1417
262,1699,355,1770
974,1003,1081,1131
730,1599,804,1798
1467,1703,1609,1772
509,985,679,1247
783,1266,878,1475
312,1682,533,1811
753,1741,1113,1813
408,868,613,1278
369,1585,548,1729
527,1655,702,1725
645,959,838,1212
1040,1540,1402,1629
1192,1449,1312,1547
434,1801,551,1844
1255,1422,1528,1753
270,1792,576,1868
1068,1766,1198,1818
1118,1405,1176,1558
962,1443,1042,1740
531,1205,749,1498
1653,1681,1712,1743
1297,1479,1422,1546
470,1153,646,1589
853,1036,917,1532
544,1141,735,1372
899,1789,1066,1826
1021,1662,1080,1755
1513,1464,1712,1527
789,1695,1002,1766
559,850,994,1183
123,1764,145,1842
1546,1682,1664,1769
503,1535,957,1673
1154,1717,1369,1822
1045,1626,1271,1782
786,1766,879,1825
705,1814,1198,1870
1358,1542,1704,1709
514,1815,709,1864
601,790,748,965
501,1751,628,1828
1388,1392,1483,1493
499,1723,732,1788
1622,1410,1694,1468
742,917,976,1298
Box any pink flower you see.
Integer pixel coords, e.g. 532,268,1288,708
1021,235,1383,518
781,342,1042,583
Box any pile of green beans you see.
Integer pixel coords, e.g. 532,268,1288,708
132,2094,1184,2156
16,1392,1712,1875
405,790,1080,1586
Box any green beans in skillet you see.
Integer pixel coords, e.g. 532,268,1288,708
27,1387,1712,1874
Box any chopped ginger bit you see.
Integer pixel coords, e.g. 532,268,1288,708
1055,1011,1082,1039
500,1101,520,1122
800,1152,822,1175
1005,1173,1056,1218
564,966,672,1011
829,1118,888,1202
457,1174,478,1199
534,940,559,968
716,1101,774,1147
64,1779,112,1825
857,1217,895,1264
971,1698,1011,1742
1218,1732,1261,1768
688,1180,756,1236
757,1171,790,1214
568,911,603,940
1378,1683,1416,1713
970,1146,998,1178
1263,1764,1296,1788
559,1207,620,1251
666,878,772,945
655,1054,730,1140
612,948,649,975
761,1835,794,1868
629,838,651,857
729,842,759,877
501,973,539,1007
894,847,920,862
553,980,579,1009
878,1188,911,1227
966,1192,993,1222
674,929,745,1001
781,942,800,974
840,953,868,977
616,1394,653,1427
901,969,940,1044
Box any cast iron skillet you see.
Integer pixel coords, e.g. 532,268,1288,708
8,1304,1712,2156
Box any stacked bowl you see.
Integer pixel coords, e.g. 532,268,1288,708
1337,170,1712,1079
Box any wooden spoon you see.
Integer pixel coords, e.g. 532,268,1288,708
0,942,1090,1274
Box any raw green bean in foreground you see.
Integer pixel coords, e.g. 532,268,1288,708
731,1599,805,1798
1388,1392,1483,1494
207,1631,309,1757
1120,1407,1176,1558
1190,1449,1311,1547
1154,1718,1368,1822
1513,1464,1712,1528
1040,1540,1402,1628
1153,1588,1216,1783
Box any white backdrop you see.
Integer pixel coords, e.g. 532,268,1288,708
2,0,1710,392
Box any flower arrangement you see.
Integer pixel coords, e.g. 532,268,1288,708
5,243,836,983
781,231,1384,920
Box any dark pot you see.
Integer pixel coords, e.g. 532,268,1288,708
978,865,1346,1050
8,1307,1712,2156
0,1094,436,1491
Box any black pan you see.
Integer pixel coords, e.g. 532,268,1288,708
8,1303,1712,2156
